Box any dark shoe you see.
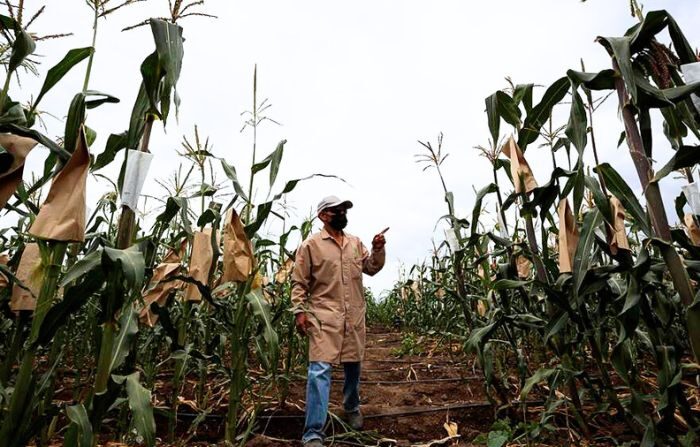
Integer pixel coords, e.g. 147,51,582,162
346,410,363,430
303,439,324,447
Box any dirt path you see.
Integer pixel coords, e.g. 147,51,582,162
251,328,497,446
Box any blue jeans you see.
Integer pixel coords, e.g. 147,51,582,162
302,361,361,443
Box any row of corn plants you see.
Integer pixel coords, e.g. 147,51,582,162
0,2,321,446
373,8,700,446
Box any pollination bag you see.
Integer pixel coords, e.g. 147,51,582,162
29,127,89,242
0,134,38,208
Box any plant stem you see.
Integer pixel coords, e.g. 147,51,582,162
612,59,695,306
0,242,67,447
82,5,99,93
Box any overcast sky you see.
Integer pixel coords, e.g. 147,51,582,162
9,0,700,295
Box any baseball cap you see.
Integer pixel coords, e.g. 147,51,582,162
317,195,354,213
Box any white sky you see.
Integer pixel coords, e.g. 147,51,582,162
7,0,700,295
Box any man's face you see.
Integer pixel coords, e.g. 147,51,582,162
320,206,349,230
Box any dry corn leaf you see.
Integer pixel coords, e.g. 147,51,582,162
443,421,458,437
139,262,183,326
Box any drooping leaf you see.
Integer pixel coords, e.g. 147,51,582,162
33,47,94,110
471,184,498,238
102,246,145,290
251,139,287,189
93,131,128,171
595,163,652,237
596,36,636,102
518,77,570,150
149,19,184,123
653,145,700,182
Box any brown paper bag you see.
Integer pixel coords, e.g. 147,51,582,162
684,213,700,246
0,253,9,289
221,208,255,283
139,262,183,326
515,255,532,279
184,229,214,302
609,197,631,254
502,136,538,194
10,243,42,311
557,199,579,273
29,127,89,242
0,134,39,208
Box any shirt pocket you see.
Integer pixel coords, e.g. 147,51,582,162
350,257,363,279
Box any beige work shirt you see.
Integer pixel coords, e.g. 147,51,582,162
291,228,385,364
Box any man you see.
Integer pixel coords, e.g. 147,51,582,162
291,195,386,447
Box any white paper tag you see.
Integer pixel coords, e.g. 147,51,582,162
683,182,700,215
121,149,154,211
681,62,700,114
445,228,460,252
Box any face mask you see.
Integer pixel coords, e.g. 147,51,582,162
329,213,348,231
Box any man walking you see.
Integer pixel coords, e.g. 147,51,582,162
291,196,386,446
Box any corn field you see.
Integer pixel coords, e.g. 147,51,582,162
0,1,700,446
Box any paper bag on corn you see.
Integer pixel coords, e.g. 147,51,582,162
502,136,538,194
608,197,630,255
10,243,42,312
184,229,216,302
0,253,9,290
139,243,186,326
0,134,38,208
221,208,255,283
28,127,89,242
557,199,579,274
684,213,700,246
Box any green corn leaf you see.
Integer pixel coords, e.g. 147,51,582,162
220,158,250,202
572,209,602,303
33,47,94,110
149,19,184,123
102,246,145,290
520,367,556,400
653,145,700,182
123,372,156,447
65,404,93,447
595,163,652,237
565,84,588,156
246,288,279,349
0,14,36,75
596,36,635,102
485,92,501,145
471,184,498,238
251,139,287,189
567,69,617,91
518,77,570,150
93,131,128,171
108,308,139,374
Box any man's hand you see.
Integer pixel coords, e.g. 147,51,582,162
295,312,311,336
372,232,386,250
